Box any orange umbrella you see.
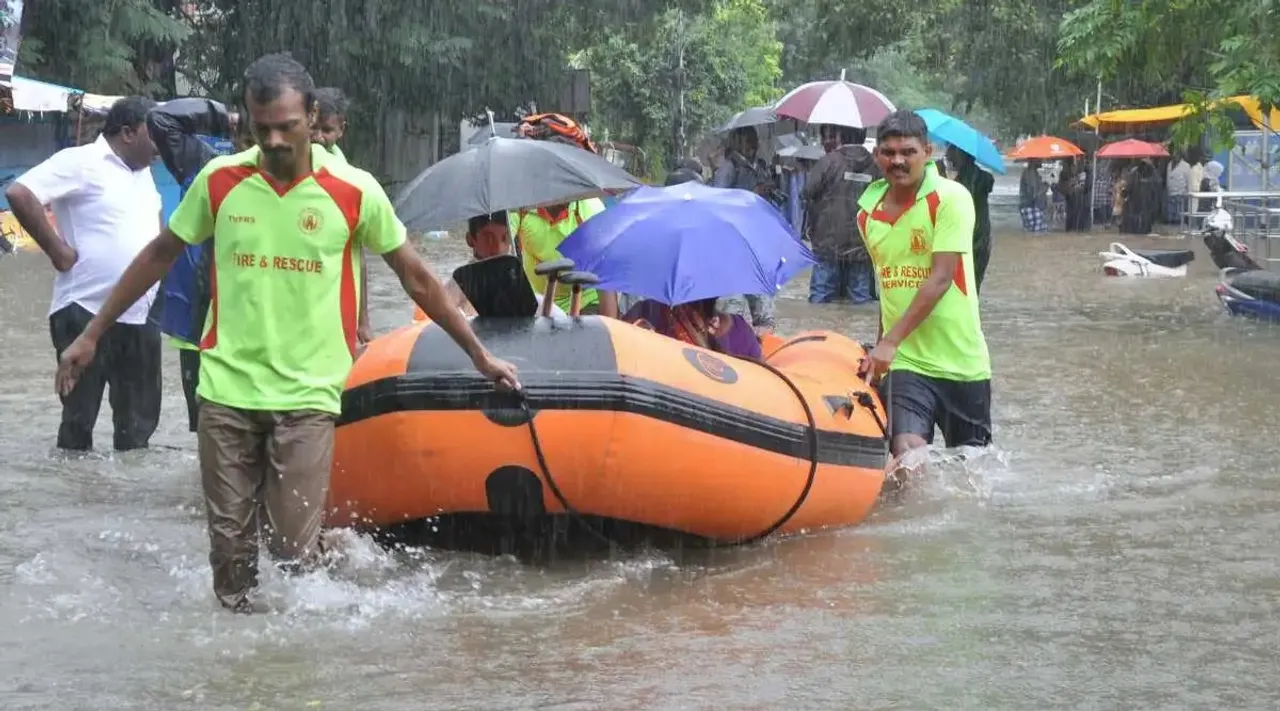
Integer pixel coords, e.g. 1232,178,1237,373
1096,138,1169,159
1007,135,1084,160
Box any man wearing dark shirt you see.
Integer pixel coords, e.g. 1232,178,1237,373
947,145,995,293
146,98,236,432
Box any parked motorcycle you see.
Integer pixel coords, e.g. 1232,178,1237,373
1202,208,1280,322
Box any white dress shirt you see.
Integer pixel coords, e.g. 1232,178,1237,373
16,135,161,325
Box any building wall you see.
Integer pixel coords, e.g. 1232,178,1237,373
371,108,441,195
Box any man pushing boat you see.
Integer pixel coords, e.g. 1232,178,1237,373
855,110,993,481
55,53,519,613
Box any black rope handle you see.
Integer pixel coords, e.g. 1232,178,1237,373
517,354,822,550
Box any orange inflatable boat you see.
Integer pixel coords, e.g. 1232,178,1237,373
330,314,890,545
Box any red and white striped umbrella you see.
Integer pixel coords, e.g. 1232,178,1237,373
774,80,897,129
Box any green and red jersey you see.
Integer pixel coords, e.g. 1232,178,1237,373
856,162,991,382
168,144,406,414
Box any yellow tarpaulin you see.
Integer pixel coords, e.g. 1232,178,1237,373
0,207,55,252
1077,95,1280,133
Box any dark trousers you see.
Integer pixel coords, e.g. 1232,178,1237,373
49,302,162,451
179,348,201,433
809,257,876,304
974,243,991,295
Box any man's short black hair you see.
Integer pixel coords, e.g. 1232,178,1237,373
315,87,349,119
468,211,508,236
103,96,156,136
242,52,316,111
876,110,929,145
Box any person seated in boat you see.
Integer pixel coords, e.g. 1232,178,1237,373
413,211,567,321
624,297,761,361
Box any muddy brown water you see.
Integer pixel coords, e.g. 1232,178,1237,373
2,195,1279,710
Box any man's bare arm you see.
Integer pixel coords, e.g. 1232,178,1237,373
80,230,187,341
381,243,489,362
5,183,75,271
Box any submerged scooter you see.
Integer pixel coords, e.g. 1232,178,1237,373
1202,208,1280,321
1202,208,1258,274
1099,242,1196,277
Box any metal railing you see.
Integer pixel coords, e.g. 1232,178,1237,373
1182,191,1280,265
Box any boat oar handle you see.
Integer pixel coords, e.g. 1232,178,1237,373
558,270,600,318
535,258,576,317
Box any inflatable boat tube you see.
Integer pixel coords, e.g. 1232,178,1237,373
331,316,889,544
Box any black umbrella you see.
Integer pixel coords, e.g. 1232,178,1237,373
394,137,644,232
714,105,780,134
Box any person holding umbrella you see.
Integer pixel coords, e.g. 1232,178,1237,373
557,180,815,354
712,125,778,335
945,145,995,292
508,113,619,318
803,124,879,304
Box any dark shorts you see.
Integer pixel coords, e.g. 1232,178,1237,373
878,369,992,448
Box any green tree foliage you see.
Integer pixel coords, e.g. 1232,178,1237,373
780,0,1088,138
764,0,907,84
18,0,189,95
842,46,1003,141
177,0,698,176
1057,0,1280,146
581,0,782,172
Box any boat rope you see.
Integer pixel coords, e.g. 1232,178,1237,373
516,355,823,549
723,357,819,546
518,395,618,549
854,390,889,440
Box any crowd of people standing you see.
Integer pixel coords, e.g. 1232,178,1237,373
1018,147,1226,236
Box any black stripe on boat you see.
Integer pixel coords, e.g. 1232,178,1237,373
340,319,887,470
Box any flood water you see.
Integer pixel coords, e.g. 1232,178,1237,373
3,193,1280,710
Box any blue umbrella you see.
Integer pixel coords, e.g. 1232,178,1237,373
914,109,1007,175
558,182,816,306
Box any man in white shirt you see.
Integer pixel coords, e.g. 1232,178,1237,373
5,96,163,451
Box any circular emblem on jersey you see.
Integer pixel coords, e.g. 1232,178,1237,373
682,347,739,384
298,207,324,235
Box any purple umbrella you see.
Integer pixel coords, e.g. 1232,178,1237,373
557,182,816,306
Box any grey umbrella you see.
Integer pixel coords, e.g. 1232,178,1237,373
464,122,518,149
394,137,644,232
776,143,826,161
714,105,780,133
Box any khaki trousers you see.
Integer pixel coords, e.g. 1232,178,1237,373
197,401,335,610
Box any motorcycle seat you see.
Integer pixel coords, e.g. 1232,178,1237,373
1229,270,1280,302
1132,248,1195,269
